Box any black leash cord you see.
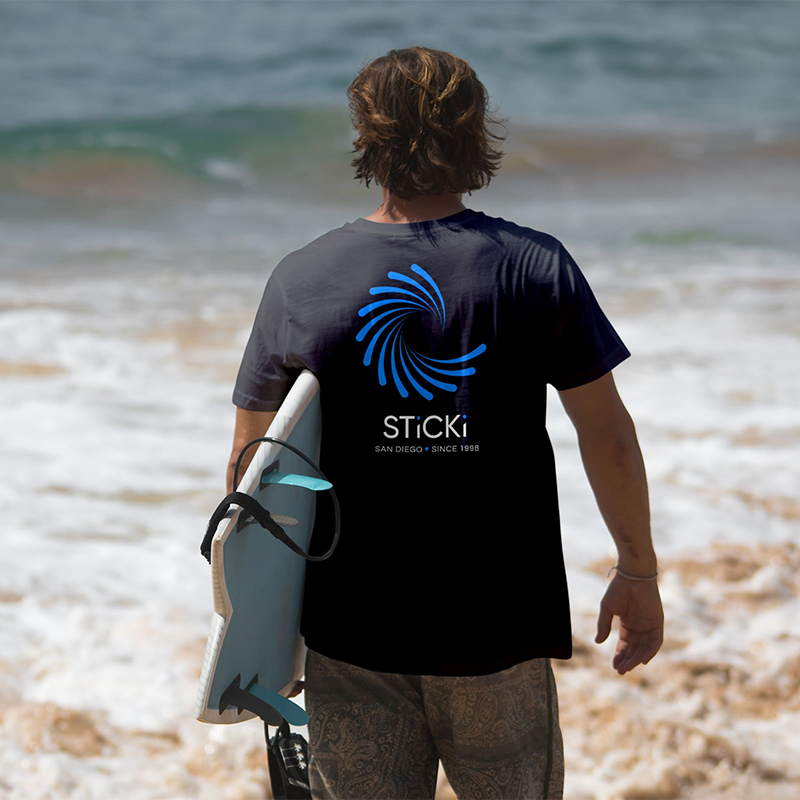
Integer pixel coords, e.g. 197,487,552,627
200,435,340,564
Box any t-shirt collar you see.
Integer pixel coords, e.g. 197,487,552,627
348,207,481,236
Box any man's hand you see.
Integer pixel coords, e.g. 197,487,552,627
595,574,664,675
286,680,305,698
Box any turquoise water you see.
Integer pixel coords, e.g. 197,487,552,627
1,0,799,221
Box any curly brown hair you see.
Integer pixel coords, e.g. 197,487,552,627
347,46,507,201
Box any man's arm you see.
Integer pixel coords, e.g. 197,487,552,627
226,406,277,494
557,371,663,674
557,371,655,575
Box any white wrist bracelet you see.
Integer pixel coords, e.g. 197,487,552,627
607,564,659,581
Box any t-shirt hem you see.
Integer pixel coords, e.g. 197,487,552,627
549,344,632,391
301,637,573,676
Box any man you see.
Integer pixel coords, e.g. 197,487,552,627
228,46,663,800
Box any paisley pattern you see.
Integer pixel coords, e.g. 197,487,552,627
303,648,564,799
356,264,487,400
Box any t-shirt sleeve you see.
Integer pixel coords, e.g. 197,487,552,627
231,267,304,411
544,242,631,390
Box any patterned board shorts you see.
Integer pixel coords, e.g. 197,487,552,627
303,647,565,800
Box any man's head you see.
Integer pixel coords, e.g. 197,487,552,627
347,46,507,201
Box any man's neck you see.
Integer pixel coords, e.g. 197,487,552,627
364,191,466,224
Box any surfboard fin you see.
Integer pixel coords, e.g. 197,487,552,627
260,464,332,493
219,673,310,727
200,449,341,564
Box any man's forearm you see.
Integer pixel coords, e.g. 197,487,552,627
226,450,257,494
576,421,656,574
226,408,278,494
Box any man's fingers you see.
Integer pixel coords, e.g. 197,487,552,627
618,637,647,673
641,634,663,665
595,605,613,644
612,639,631,670
616,630,661,673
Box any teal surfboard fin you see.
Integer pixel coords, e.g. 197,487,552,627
259,464,333,492
219,673,310,726
228,461,333,538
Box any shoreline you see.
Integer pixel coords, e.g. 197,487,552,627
1,119,799,211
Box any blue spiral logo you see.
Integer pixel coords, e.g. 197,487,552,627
356,263,487,400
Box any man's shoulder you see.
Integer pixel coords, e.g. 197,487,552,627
270,224,350,281
478,214,569,285
481,212,563,251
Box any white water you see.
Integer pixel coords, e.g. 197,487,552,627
1,190,799,798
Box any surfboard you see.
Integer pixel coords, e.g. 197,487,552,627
195,369,332,726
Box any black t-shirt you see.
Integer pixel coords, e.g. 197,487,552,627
232,208,631,676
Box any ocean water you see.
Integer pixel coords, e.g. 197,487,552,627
1,2,800,799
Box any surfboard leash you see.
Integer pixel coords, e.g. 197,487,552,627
200,436,341,565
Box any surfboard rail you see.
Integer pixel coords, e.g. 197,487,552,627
195,370,324,726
